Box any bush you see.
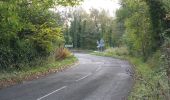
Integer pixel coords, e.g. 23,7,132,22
129,50,170,100
104,47,129,56
55,48,72,60
147,50,163,69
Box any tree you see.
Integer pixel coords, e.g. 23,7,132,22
116,0,157,60
0,0,82,69
64,8,117,49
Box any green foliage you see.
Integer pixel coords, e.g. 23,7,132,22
116,0,154,60
162,37,170,79
114,0,170,99
147,50,163,69
104,47,129,56
145,0,170,50
31,25,64,55
129,51,170,100
0,0,81,69
64,8,116,49
116,0,170,60
55,0,83,6
130,67,169,99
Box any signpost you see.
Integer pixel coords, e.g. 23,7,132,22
97,38,105,52
65,43,73,49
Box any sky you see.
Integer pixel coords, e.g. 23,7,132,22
52,0,121,18
80,0,121,17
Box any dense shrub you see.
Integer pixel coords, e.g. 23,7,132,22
0,1,65,70
147,50,163,69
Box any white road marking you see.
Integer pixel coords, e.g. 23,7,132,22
95,67,102,72
76,73,92,82
37,86,67,100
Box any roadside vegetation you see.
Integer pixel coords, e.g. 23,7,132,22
91,0,170,99
92,47,169,99
114,0,170,99
0,55,77,89
0,0,82,88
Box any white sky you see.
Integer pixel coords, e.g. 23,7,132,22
80,0,121,17
52,0,121,17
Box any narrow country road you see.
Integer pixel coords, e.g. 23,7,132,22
0,53,134,100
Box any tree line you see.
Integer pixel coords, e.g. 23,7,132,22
63,8,118,49
116,0,170,75
0,0,82,69
116,0,170,99
117,0,169,58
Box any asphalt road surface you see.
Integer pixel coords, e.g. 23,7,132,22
0,53,134,100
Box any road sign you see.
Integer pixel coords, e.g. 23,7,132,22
65,44,73,48
100,39,105,47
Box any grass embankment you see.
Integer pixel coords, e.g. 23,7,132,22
92,47,169,100
0,56,78,89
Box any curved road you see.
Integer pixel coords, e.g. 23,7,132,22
0,53,133,100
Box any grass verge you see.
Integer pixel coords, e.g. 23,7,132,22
92,49,169,100
0,56,78,89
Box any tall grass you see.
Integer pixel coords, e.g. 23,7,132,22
55,47,72,60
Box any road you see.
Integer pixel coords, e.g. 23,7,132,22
0,53,134,100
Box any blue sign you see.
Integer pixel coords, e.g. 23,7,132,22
100,39,104,47
97,39,105,51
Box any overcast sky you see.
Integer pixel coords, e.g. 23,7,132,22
53,0,121,17
80,0,121,17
